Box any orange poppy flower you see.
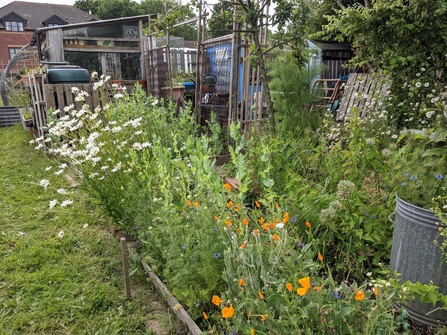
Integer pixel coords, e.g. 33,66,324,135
214,215,219,221
250,329,255,335
258,216,265,224
240,242,246,249
373,285,379,296
222,304,234,318
261,314,268,321
313,285,323,292
261,223,268,231
236,227,241,234
282,212,289,223
286,282,293,292
225,219,232,228
226,200,234,208
318,252,324,261
193,201,200,208
255,200,261,208
258,291,264,300
253,229,259,236
242,218,249,226
239,278,245,286
273,234,279,241
212,295,223,306
275,202,279,208
297,276,311,296
269,221,275,229
355,290,365,301
203,312,208,320
305,221,312,228
224,183,232,190
185,199,192,206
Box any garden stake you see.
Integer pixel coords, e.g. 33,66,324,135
120,237,132,299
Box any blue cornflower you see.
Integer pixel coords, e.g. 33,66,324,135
410,175,418,180
291,217,298,222
404,172,410,177
369,215,376,219
194,300,200,307
401,182,407,186
213,253,221,259
182,244,188,249
333,290,342,299
296,242,303,249
436,174,444,180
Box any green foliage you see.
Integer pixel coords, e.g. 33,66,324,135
322,0,447,123
267,50,321,135
207,2,233,38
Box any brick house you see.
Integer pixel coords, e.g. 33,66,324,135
0,1,96,74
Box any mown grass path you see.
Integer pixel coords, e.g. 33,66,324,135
0,125,187,335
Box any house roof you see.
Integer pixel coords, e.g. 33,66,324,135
309,40,352,52
0,1,97,30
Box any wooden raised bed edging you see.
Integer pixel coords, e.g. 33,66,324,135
140,260,203,335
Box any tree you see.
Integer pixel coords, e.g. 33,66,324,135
207,2,233,38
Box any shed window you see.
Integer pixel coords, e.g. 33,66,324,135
5,21,24,31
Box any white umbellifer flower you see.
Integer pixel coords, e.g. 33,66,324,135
57,230,65,238
54,169,64,176
141,142,151,148
45,166,52,171
17,231,26,236
276,223,285,229
134,130,143,135
151,99,159,106
49,199,58,209
60,199,73,207
52,109,61,116
57,188,68,195
101,165,109,171
114,93,124,99
91,71,98,78
40,179,50,189
82,223,89,229
71,87,80,94
111,126,122,133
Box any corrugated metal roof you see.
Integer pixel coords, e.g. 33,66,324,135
0,1,97,30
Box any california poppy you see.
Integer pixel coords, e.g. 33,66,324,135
286,282,293,292
297,276,311,296
273,234,279,241
373,285,379,296
239,278,245,286
305,221,312,228
255,200,261,208
224,183,232,190
203,312,208,320
258,291,264,299
185,199,192,206
282,212,289,223
212,295,223,306
318,252,324,261
222,304,234,318
355,289,365,301
242,218,249,226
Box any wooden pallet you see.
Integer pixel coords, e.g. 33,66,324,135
335,73,390,122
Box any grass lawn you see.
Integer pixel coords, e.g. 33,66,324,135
0,124,188,335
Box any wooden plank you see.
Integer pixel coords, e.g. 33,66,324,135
120,238,132,299
141,260,202,335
